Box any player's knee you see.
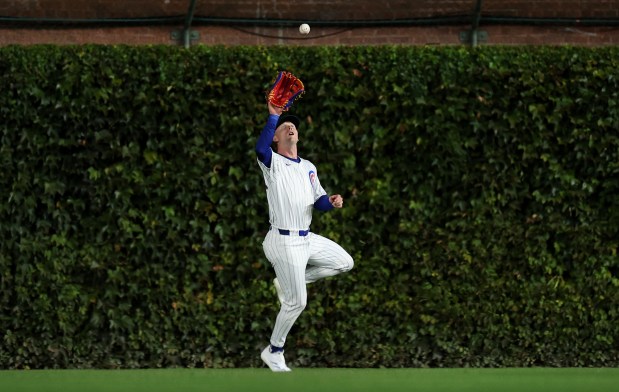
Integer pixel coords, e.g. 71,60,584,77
341,254,354,272
295,297,308,311
285,297,307,315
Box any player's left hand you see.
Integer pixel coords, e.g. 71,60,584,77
329,194,344,208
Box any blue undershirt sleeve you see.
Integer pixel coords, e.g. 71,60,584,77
314,195,334,211
255,114,279,168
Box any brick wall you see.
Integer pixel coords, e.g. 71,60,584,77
1,0,618,46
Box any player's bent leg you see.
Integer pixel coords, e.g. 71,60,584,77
306,233,354,283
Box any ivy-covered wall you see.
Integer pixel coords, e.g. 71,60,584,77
1,45,618,369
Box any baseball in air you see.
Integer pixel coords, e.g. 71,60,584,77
299,23,310,35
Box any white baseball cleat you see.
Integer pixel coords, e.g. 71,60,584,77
261,346,291,372
273,278,285,304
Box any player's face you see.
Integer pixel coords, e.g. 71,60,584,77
274,122,299,145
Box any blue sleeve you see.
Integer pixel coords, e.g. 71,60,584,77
314,195,334,212
255,114,279,168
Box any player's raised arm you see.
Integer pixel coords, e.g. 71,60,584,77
255,102,283,168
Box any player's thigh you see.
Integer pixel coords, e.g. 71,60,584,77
263,233,310,293
264,231,307,262
307,233,353,269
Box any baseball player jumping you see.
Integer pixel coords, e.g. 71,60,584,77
255,100,354,372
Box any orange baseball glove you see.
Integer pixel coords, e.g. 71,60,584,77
267,71,305,111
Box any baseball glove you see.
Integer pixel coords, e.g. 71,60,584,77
267,71,305,111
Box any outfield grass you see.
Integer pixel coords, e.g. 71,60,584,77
1,368,618,392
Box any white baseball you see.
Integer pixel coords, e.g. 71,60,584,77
299,24,310,35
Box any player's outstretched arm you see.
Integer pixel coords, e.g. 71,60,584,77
255,102,284,167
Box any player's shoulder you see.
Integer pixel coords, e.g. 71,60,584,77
299,156,317,170
298,156,312,165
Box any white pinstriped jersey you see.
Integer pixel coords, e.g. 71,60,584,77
257,150,327,231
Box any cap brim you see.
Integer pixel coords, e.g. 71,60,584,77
276,114,300,129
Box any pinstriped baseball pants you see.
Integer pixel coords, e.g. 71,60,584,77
262,229,354,348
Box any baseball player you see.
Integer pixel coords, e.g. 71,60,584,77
255,101,354,372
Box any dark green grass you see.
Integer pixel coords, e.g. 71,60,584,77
1,368,618,392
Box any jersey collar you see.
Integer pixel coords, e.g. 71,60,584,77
276,153,301,163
